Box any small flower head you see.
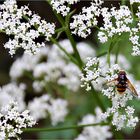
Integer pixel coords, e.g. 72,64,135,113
50,0,79,16
70,0,103,38
0,101,36,140
81,57,101,91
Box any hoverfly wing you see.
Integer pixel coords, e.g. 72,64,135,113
106,78,118,86
127,79,138,97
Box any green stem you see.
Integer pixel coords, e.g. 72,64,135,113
90,85,106,112
115,45,120,64
107,36,120,67
107,41,113,67
65,28,83,69
23,122,108,132
55,27,65,33
47,2,83,68
97,51,108,58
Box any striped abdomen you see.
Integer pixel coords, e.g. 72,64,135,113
116,82,127,93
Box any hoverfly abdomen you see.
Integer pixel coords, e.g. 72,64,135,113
117,83,127,93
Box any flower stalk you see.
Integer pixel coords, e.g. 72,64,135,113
23,122,108,132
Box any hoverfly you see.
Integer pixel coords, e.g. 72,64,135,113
107,70,138,97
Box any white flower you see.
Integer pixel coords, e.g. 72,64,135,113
47,99,68,126
105,64,120,81
32,81,45,93
70,0,103,38
28,95,50,121
75,107,112,140
81,57,102,91
10,47,49,80
28,94,68,125
98,6,133,43
129,7,140,56
50,0,79,16
0,83,26,112
0,0,55,55
10,40,95,92
0,101,36,140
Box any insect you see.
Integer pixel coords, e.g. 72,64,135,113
107,70,138,97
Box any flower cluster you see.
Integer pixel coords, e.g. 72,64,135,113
10,40,95,92
0,83,26,112
0,82,68,126
70,0,103,38
70,1,140,57
75,107,112,140
81,57,101,91
129,28,140,55
129,6,140,56
47,98,68,126
98,6,133,43
50,0,79,16
81,57,140,130
0,101,36,140
28,95,68,126
0,0,55,55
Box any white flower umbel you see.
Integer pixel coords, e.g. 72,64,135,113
0,101,36,140
70,0,103,38
10,40,95,92
50,0,79,16
105,64,120,81
75,107,112,140
81,57,102,91
129,7,140,56
28,94,50,121
0,0,55,55
47,98,68,126
101,65,139,130
0,83,26,112
28,94,68,125
98,6,133,43
10,47,49,80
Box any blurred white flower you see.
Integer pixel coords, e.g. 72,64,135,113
75,107,112,140
47,98,68,126
10,47,49,80
28,94,50,121
10,40,95,92
28,94,68,125
0,83,26,112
